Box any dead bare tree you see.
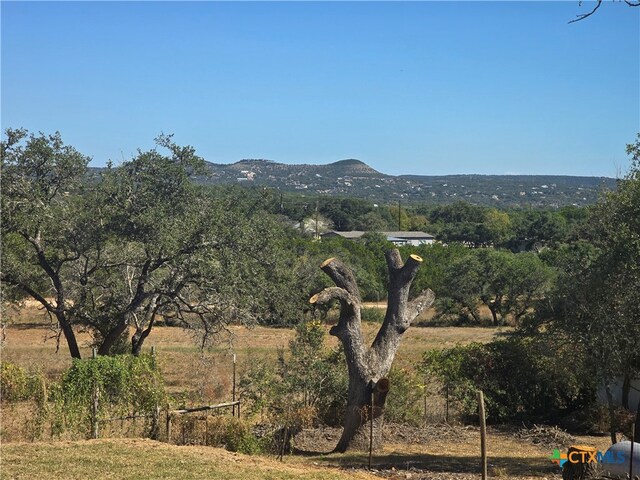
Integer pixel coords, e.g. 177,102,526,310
310,249,435,452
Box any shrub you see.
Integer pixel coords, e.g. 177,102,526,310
1,361,29,401
0,361,45,403
240,319,347,428
385,367,424,425
50,353,165,436
201,416,266,454
420,336,594,423
361,307,385,323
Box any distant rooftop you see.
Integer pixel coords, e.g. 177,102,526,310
321,231,435,239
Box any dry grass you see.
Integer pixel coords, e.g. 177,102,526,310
1,302,504,399
0,438,378,480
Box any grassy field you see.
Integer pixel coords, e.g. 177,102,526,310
2,302,505,399
1,430,612,480
1,439,377,480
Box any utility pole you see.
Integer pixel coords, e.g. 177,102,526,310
398,201,401,231
315,201,320,240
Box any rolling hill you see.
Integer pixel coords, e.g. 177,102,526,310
198,158,616,207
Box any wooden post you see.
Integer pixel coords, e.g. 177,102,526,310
369,390,374,469
91,383,99,439
151,405,160,440
423,378,428,425
445,382,450,423
91,347,98,439
278,426,288,461
635,398,640,442
477,390,487,480
166,412,172,443
151,345,158,439
232,353,237,417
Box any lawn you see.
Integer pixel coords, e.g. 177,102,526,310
0,439,376,480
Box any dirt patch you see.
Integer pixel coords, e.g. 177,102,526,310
286,423,596,479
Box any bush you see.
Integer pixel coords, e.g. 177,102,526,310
385,367,424,425
50,353,165,436
240,320,347,428
0,361,45,403
420,336,594,423
361,307,385,323
1,361,29,401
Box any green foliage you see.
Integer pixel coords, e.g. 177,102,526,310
361,307,385,323
1,129,304,356
49,354,165,436
545,136,640,403
420,336,594,423
384,367,424,425
240,320,347,428
0,361,45,402
409,243,553,326
292,234,390,302
220,417,265,454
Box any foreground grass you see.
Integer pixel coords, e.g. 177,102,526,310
1,439,377,480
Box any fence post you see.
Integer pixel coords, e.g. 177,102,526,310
166,412,172,443
423,375,428,425
150,345,159,440
232,353,237,418
629,422,635,480
477,390,487,480
445,382,450,424
369,390,374,469
91,348,99,439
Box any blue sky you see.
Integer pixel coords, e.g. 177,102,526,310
2,1,639,176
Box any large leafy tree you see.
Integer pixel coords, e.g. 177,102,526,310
1,130,300,357
411,244,553,326
1,129,92,358
548,135,640,440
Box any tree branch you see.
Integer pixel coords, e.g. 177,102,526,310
319,257,361,300
400,253,424,284
568,0,602,23
0,273,55,312
385,249,404,273
309,287,357,309
407,288,436,322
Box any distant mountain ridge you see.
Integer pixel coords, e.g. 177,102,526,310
200,158,616,207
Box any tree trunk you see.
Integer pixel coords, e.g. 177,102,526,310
622,371,631,410
57,310,81,359
97,319,129,356
487,303,499,326
131,322,153,356
604,381,617,444
310,250,435,452
132,299,158,356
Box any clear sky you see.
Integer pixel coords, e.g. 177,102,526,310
2,1,639,176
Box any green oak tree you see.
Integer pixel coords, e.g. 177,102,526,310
1,129,300,357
